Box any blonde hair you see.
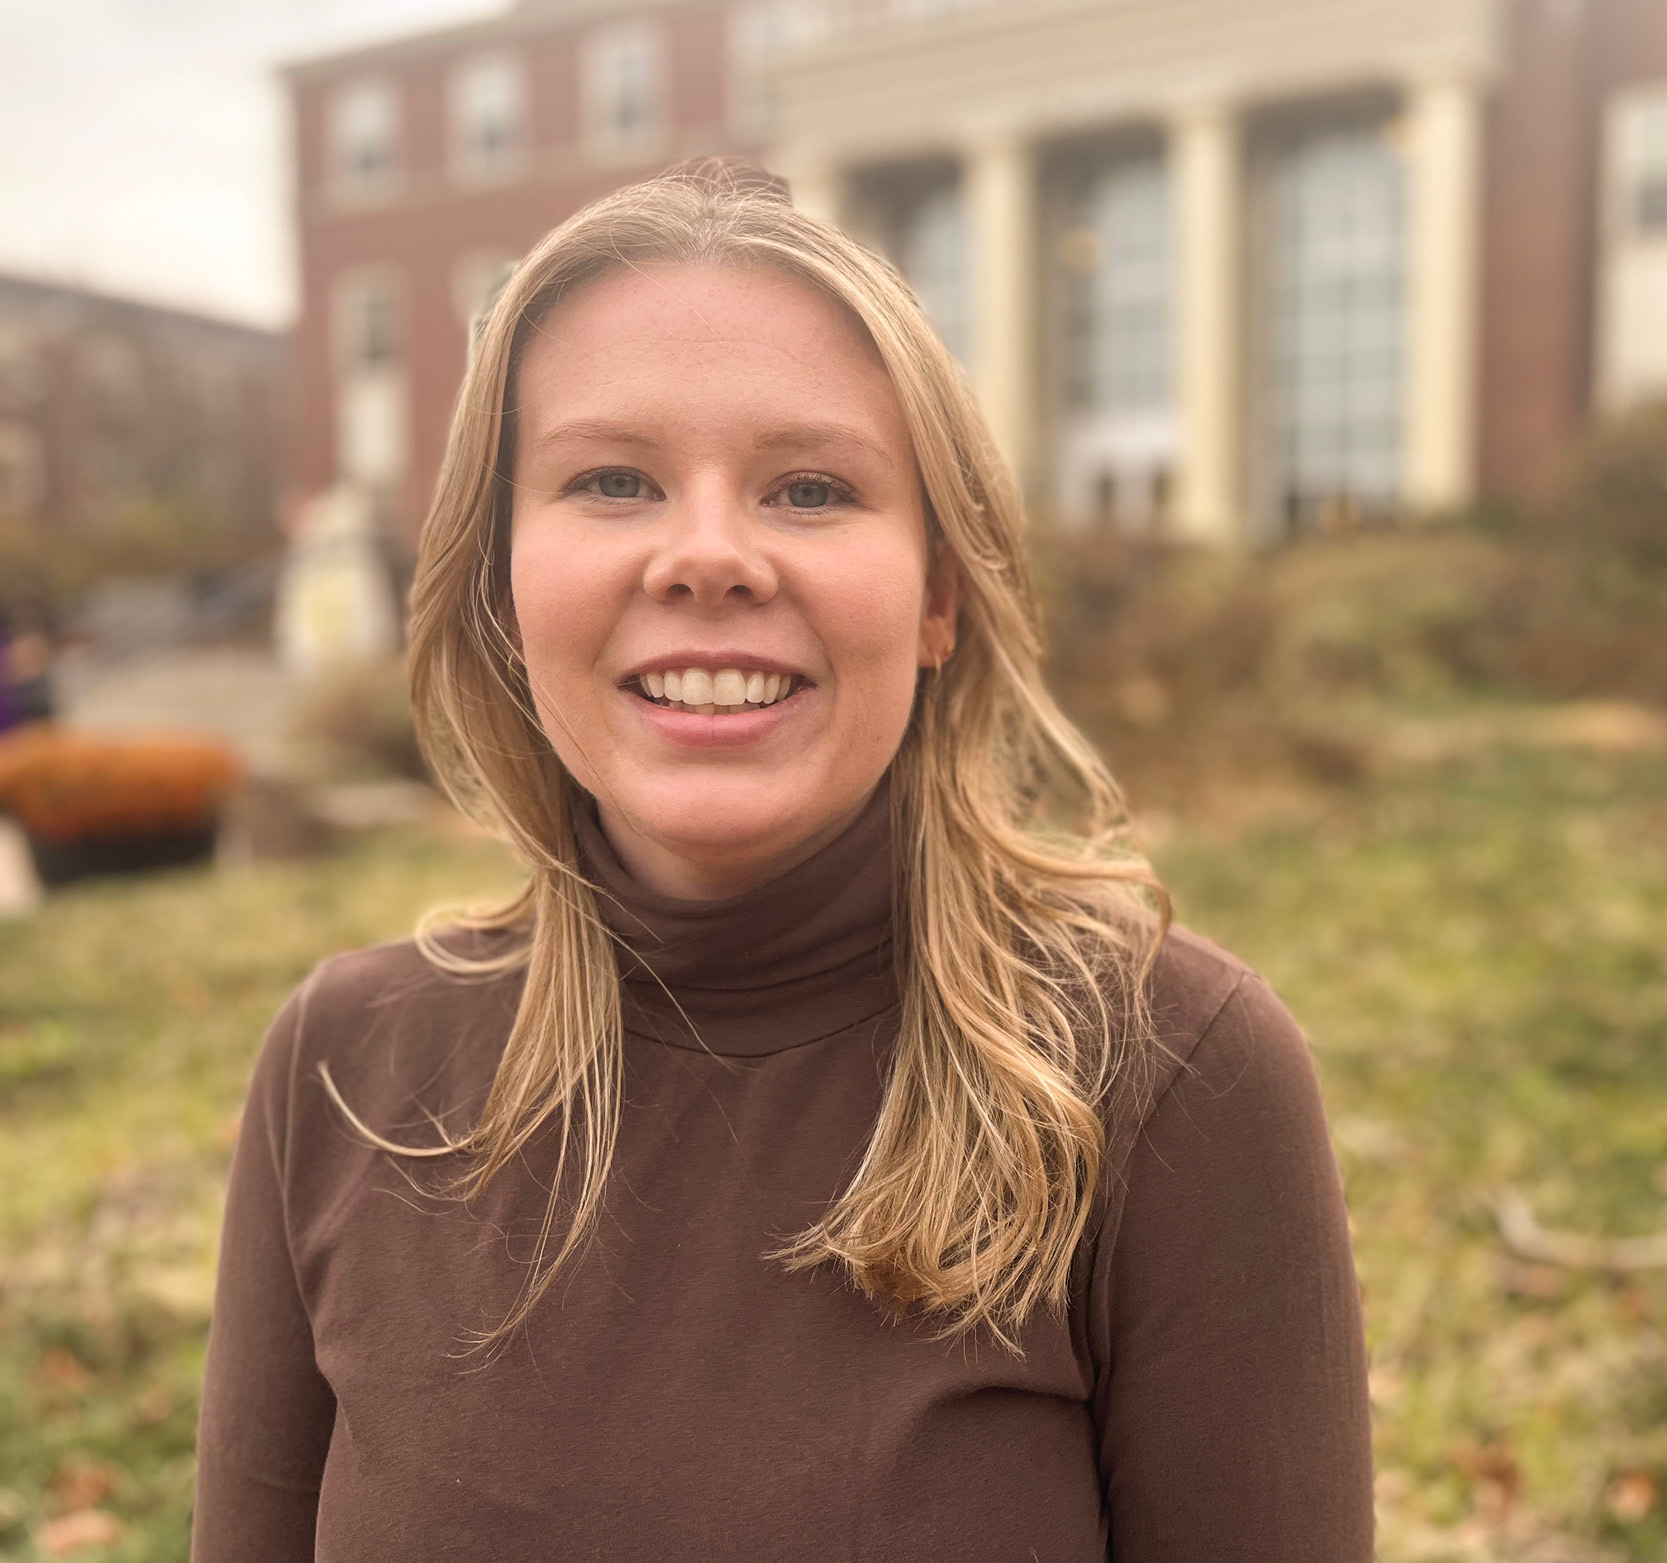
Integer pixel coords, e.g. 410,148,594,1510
326,159,1168,1350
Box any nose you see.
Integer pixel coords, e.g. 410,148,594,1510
641,483,778,609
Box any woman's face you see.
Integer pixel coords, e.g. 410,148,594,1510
508,263,958,899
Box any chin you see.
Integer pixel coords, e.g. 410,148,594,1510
623,772,862,864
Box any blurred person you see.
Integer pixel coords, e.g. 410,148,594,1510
193,161,1372,1563
0,602,55,733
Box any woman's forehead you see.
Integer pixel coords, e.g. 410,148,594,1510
516,262,907,451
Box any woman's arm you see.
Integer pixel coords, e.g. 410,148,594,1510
192,987,336,1562
1091,971,1374,1562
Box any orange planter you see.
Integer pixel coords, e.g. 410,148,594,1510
0,725,241,846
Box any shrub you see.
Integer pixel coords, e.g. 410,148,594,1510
1541,396,1667,577
287,659,426,782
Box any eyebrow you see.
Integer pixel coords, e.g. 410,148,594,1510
754,423,897,470
529,420,661,451
527,418,897,470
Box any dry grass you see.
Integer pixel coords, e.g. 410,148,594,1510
1,741,1665,1560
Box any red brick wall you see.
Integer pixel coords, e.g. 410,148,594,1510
1479,0,1667,501
1478,0,1600,501
1596,0,1667,87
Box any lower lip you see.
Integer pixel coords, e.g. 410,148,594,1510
626,686,810,749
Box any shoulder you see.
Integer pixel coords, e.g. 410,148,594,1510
1145,923,1259,1064
246,930,525,1135
302,926,524,1033
1111,924,1320,1160
1090,925,1346,1300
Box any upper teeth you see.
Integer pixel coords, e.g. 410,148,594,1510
642,667,795,712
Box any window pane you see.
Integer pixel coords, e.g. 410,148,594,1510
585,21,666,151
1263,121,1405,531
330,79,400,197
1061,156,1173,415
451,54,525,180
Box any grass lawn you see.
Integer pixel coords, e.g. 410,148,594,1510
3,740,1665,1561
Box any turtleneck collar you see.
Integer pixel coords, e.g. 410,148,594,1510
572,785,898,1056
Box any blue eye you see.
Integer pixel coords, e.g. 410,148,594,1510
597,471,642,499
786,480,832,508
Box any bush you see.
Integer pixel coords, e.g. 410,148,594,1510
1039,528,1535,724
0,497,277,624
1039,391,1667,779
1541,396,1667,577
287,658,426,782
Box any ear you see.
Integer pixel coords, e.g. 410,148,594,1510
915,545,963,669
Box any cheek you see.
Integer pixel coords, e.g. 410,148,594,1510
511,527,605,665
811,537,928,692
507,526,624,743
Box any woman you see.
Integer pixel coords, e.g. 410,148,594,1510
194,161,1372,1561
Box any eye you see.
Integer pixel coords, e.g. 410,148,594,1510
766,472,852,512
596,470,643,499
786,479,832,509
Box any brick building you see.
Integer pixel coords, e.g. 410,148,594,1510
286,0,1667,545
0,274,286,539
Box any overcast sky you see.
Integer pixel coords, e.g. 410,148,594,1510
0,0,504,330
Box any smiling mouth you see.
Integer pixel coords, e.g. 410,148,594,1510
632,667,806,716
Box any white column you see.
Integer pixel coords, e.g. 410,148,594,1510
965,134,1037,487
1403,75,1485,515
781,156,844,227
1172,101,1245,545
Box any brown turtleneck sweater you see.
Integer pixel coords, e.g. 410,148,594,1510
193,792,1372,1561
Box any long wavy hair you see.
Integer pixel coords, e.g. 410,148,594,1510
325,159,1168,1351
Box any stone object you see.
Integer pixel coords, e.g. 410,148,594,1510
0,816,42,917
274,485,401,676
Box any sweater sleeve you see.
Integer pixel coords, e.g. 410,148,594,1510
1090,972,1374,1562
192,981,336,1562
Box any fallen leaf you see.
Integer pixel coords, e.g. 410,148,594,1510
1454,1441,1520,1526
1495,1258,1567,1300
129,1383,176,1428
1607,1471,1658,1524
32,1348,93,1392
35,1509,123,1556
47,1456,122,1514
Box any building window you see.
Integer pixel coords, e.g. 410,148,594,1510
450,52,527,184
728,0,827,135
1599,85,1667,408
333,271,401,375
0,421,45,518
1610,89,1667,233
331,272,407,490
583,19,667,155
452,251,519,356
1051,149,1175,531
896,186,968,363
1060,158,1172,414
0,324,42,403
328,78,401,201
1259,118,1406,535
854,166,968,364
